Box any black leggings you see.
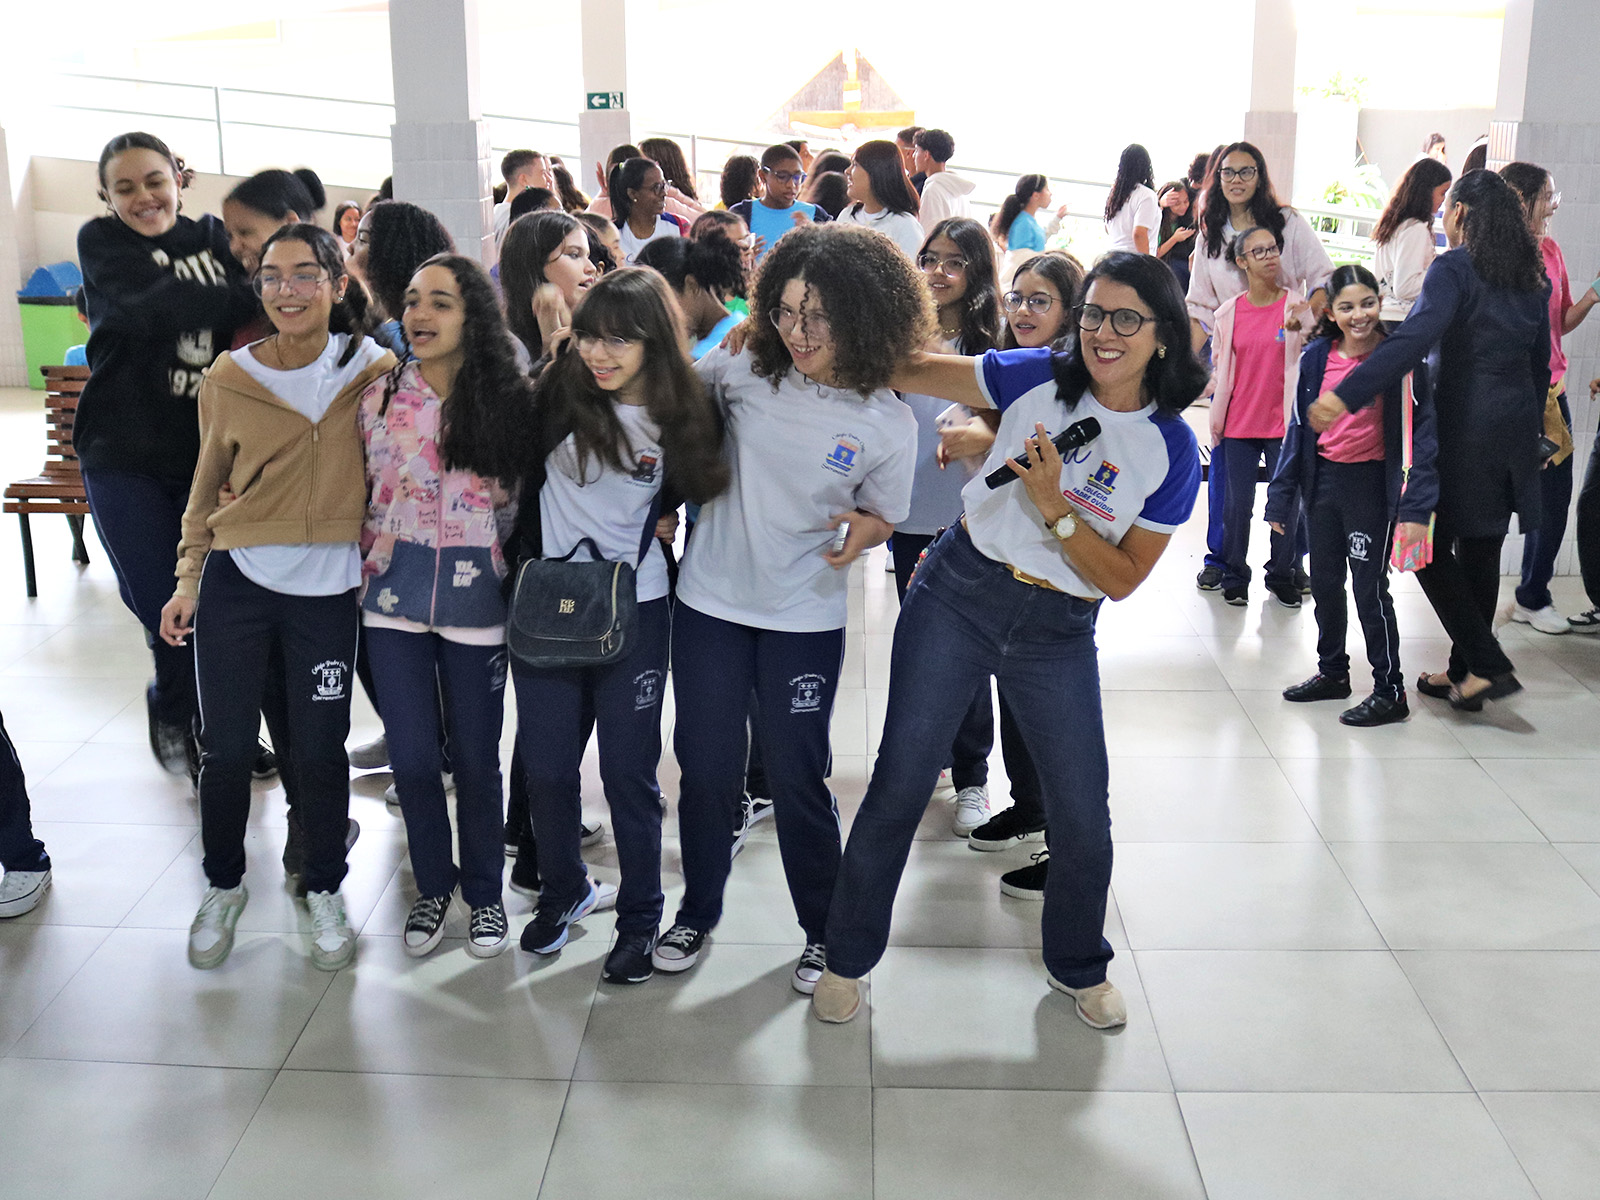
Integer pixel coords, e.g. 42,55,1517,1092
1415,527,1514,682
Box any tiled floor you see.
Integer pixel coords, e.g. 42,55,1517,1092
3,384,1599,1198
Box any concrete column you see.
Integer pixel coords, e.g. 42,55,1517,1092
387,0,494,266
0,126,26,387
1243,0,1298,201
1488,0,1600,578
579,0,633,192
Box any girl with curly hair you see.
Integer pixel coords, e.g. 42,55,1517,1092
509,269,728,984
159,224,394,972
348,200,455,352
1308,169,1551,711
653,223,925,993
358,253,532,961
814,252,1207,1029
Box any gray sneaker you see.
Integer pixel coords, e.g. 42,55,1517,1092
188,884,248,969
347,734,389,771
305,890,355,971
0,868,52,919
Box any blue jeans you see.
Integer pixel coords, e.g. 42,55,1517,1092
825,524,1113,987
1516,391,1572,611
672,602,845,943
514,598,669,934
194,552,356,894
80,468,196,726
0,710,48,873
1221,436,1296,590
366,627,507,908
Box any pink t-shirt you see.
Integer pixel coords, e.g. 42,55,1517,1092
1316,346,1385,463
1225,293,1288,439
1542,237,1573,381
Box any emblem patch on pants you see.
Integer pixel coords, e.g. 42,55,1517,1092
634,669,662,711
1348,531,1371,562
312,660,349,702
789,673,826,713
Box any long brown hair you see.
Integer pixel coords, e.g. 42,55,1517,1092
1373,157,1452,246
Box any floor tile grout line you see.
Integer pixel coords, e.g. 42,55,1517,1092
0,923,114,1061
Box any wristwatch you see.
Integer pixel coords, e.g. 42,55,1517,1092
1048,511,1079,541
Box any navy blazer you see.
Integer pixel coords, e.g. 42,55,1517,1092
1328,248,1549,539
1265,336,1439,529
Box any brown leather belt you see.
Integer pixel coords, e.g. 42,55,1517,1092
959,517,1065,592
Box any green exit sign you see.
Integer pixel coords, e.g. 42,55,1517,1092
586,91,625,111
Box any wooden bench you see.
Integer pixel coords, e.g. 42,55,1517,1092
4,364,91,597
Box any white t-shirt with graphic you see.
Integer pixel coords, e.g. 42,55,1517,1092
539,401,669,602
963,348,1201,598
679,347,917,632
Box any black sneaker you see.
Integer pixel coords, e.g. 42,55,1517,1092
1222,586,1249,607
967,806,1047,852
650,923,707,973
1293,566,1312,595
792,942,826,995
1000,851,1049,899
520,877,601,955
252,741,279,780
146,682,190,775
404,892,452,958
1196,565,1223,592
1282,673,1352,703
731,804,751,860
509,844,541,899
1267,580,1302,609
603,930,657,984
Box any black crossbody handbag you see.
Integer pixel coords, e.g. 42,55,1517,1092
506,497,662,670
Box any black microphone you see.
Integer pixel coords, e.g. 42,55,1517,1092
984,417,1102,489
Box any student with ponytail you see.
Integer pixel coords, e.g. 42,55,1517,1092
223,169,330,348
994,174,1051,255
159,224,395,972
635,230,746,358
610,157,688,265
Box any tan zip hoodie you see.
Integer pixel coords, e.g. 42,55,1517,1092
172,347,397,599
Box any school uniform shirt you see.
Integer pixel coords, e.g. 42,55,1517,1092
538,402,670,604
729,199,832,266
1314,348,1384,463
76,213,256,484
899,336,977,536
1007,210,1047,254
1374,217,1435,323
965,348,1200,600
835,204,925,259
679,347,917,632
1186,207,1334,333
232,334,389,595
617,215,682,266
1223,294,1289,439
1104,184,1160,254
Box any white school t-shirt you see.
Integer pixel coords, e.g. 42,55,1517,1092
835,204,925,260
963,348,1201,598
617,215,682,265
231,333,388,596
1104,184,1161,254
538,402,669,603
678,347,918,632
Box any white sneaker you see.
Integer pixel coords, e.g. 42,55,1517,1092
1510,602,1571,635
188,884,247,969
951,786,990,836
1047,975,1128,1029
592,880,619,912
348,734,389,771
305,890,356,971
0,867,51,918
385,771,455,808
930,769,957,804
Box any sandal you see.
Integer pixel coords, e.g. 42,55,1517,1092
1415,672,1452,700
1448,673,1523,712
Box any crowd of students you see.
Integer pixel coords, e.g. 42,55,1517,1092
0,120,1594,1036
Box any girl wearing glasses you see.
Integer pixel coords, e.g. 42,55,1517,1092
358,254,532,961
813,252,1206,1029
610,157,687,265
77,132,256,782
1206,226,1316,608
158,224,395,972
221,168,328,348
508,269,728,984
1186,142,1332,595
660,225,922,992
727,144,833,267
836,140,924,260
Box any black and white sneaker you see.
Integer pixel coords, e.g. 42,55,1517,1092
252,741,279,780
731,806,751,860
403,893,452,958
967,806,1047,852
603,930,657,984
792,942,826,995
650,923,707,973
520,877,601,955
467,902,510,958
999,850,1049,900
580,820,605,848
745,795,775,826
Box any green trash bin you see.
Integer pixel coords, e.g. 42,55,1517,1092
18,296,83,390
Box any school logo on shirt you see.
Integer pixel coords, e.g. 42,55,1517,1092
312,660,349,702
823,434,863,477
634,669,662,711
631,453,660,485
790,673,827,714
1088,460,1121,493
1348,531,1371,562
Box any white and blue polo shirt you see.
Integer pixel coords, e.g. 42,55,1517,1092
962,347,1201,599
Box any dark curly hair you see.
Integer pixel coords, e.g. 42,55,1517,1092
1052,251,1208,419
1449,169,1545,292
1001,251,1086,350
499,211,583,363
919,218,1002,355
745,223,934,396
380,253,534,484
533,268,728,504
1374,157,1452,246
1199,142,1287,258
256,223,373,366
635,231,745,302
719,155,761,208
1312,264,1382,341
363,201,455,321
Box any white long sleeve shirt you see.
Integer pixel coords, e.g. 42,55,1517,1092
1185,206,1334,332
1373,218,1436,322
